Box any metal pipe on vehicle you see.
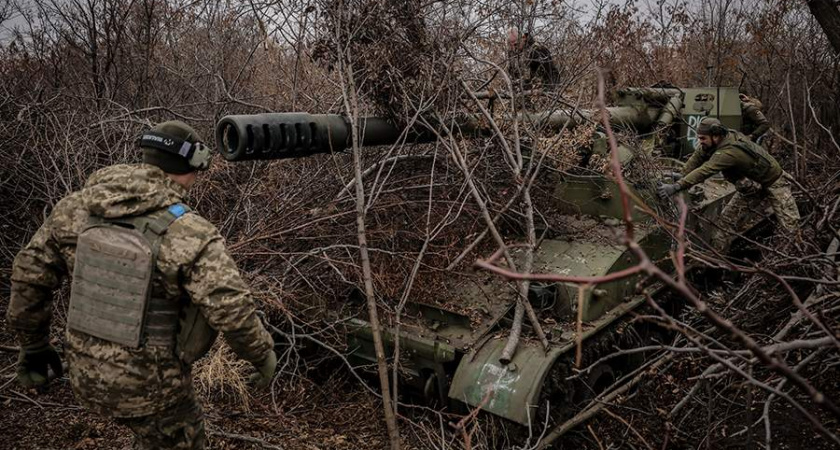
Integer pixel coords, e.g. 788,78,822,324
216,113,433,161
655,95,684,127
615,87,683,104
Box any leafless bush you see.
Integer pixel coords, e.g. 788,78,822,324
2,0,840,448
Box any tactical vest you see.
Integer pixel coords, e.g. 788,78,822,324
68,204,218,363
730,137,782,186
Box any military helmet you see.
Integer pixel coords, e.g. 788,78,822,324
140,120,212,174
696,117,727,137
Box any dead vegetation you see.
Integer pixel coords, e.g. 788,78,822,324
1,0,840,448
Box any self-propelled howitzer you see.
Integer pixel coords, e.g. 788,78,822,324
214,86,750,428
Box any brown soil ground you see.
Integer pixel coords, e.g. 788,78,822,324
4,339,838,450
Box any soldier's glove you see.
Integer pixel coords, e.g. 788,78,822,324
16,342,63,387
657,183,681,199
662,170,683,181
735,178,761,196
250,350,278,389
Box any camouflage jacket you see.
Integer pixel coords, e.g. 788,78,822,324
7,164,274,418
509,43,561,86
740,97,770,140
678,131,782,190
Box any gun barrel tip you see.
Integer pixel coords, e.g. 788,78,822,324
215,118,243,161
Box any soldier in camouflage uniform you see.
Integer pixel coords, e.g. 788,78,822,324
739,93,771,142
7,121,277,449
658,117,799,250
507,28,561,89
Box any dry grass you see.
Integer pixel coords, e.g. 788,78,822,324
194,342,253,411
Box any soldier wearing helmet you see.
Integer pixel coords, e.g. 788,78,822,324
8,120,276,449
658,117,799,249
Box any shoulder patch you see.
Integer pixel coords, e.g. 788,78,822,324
168,203,188,218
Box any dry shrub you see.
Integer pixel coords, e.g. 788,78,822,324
313,0,462,123
1,0,840,448
537,122,599,172
193,342,252,411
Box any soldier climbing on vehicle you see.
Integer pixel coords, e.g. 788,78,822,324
739,93,771,142
658,117,799,250
7,120,277,450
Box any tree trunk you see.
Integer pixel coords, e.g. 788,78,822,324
340,58,401,450
808,0,840,55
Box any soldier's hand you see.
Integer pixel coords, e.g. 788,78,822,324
250,350,278,389
662,170,683,181
16,342,63,387
657,183,681,199
735,178,761,196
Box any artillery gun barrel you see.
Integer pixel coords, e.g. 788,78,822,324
215,113,432,162
215,107,661,162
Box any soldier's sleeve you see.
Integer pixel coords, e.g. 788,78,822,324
181,218,274,366
679,151,740,189
680,147,707,177
746,106,770,139
530,46,553,67
8,211,67,347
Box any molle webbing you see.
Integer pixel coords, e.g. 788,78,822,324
135,205,192,347
69,204,190,348
145,296,180,347
69,226,153,347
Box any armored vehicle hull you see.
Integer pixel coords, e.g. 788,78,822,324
215,86,764,427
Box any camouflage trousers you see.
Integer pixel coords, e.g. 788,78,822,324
115,393,206,450
712,173,800,250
